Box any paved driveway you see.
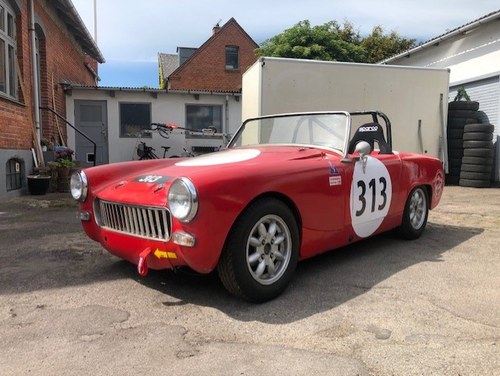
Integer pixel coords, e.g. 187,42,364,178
0,187,498,375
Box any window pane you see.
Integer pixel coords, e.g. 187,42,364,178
8,43,14,96
186,105,222,133
7,12,13,38
120,103,151,137
225,46,239,70
80,104,102,122
0,6,5,32
0,38,5,93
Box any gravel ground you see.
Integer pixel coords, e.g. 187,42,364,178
0,187,498,375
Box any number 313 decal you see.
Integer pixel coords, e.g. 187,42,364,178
350,156,392,238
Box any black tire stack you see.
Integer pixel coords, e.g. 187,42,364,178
446,101,494,188
460,122,495,188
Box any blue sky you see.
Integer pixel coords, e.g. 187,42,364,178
71,0,499,88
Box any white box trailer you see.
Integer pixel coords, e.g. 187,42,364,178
242,57,450,166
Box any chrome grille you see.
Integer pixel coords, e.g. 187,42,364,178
96,200,171,241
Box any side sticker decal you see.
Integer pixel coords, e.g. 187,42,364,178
350,156,392,238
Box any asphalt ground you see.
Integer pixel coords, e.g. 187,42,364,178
0,187,498,375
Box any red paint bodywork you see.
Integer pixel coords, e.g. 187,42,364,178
78,144,444,274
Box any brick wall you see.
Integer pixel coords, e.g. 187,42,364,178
169,21,258,92
0,0,98,152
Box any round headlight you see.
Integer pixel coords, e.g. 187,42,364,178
168,177,198,222
70,170,88,202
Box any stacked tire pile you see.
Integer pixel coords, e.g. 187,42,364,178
447,101,495,188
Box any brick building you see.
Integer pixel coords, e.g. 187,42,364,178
159,18,259,92
0,0,104,199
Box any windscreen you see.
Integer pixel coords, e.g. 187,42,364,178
229,113,348,152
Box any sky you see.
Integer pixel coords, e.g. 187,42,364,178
71,0,499,88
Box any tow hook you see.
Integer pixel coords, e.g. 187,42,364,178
137,247,152,276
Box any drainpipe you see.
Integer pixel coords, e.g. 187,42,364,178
225,95,229,135
29,0,41,140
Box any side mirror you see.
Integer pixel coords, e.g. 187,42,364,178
354,141,372,158
354,141,371,173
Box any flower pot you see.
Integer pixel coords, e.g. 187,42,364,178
27,175,51,195
57,167,71,192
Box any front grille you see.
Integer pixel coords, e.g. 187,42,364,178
96,200,171,241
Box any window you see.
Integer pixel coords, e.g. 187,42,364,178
0,1,16,98
186,105,222,134
119,103,151,137
225,46,239,70
6,158,23,191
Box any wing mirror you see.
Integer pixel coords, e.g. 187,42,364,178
355,141,372,158
354,141,371,173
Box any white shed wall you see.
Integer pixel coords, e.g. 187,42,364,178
66,90,242,164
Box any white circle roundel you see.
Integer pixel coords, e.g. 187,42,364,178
350,156,392,238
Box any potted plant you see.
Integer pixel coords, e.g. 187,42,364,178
40,139,50,152
54,147,75,192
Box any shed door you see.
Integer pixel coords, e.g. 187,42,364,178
75,100,108,166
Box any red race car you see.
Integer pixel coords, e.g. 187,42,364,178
71,111,444,302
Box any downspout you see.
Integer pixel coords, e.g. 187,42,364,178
29,0,41,141
225,95,229,136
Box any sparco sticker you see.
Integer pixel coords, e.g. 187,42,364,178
350,156,392,238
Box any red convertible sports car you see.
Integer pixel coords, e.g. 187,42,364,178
71,111,444,302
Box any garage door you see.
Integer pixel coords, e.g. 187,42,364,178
449,75,499,137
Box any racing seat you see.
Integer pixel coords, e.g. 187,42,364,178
348,122,392,154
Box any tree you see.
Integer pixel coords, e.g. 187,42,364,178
257,20,366,63
256,20,416,64
361,26,416,63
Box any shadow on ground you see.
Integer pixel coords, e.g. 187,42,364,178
0,199,483,323
138,221,482,323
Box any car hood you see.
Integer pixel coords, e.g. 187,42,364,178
96,146,336,205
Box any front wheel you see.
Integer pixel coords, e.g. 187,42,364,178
217,199,299,302
399,186,429,239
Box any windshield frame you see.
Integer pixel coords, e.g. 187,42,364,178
228,111,352,156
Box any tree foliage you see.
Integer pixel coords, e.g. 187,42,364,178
256,20,416,64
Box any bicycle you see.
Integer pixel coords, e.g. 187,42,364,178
134,122,228,160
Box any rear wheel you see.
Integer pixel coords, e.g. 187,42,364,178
217,198,299,302
399,186,429,240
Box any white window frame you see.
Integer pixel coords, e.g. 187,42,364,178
0,0,16,99
185,104,223,137
225,45,239,70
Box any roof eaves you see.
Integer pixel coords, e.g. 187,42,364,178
53,0,105,63
380,9,500,64
62,83,241,95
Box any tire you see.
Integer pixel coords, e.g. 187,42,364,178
463,148,494,157
448,101,479,111
459,178,490,188
462,132,493,141
460,171,491,180
448,110,481,119
217,198,299,302
447,147,464,158
464,123,494,133
447,118,476,129
448,157,463,166
448,139,463,148
462,156,493,165
463,141,493,149
399,186,429,240
447,129,464,139
445,175,460,185
461,163,492,173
